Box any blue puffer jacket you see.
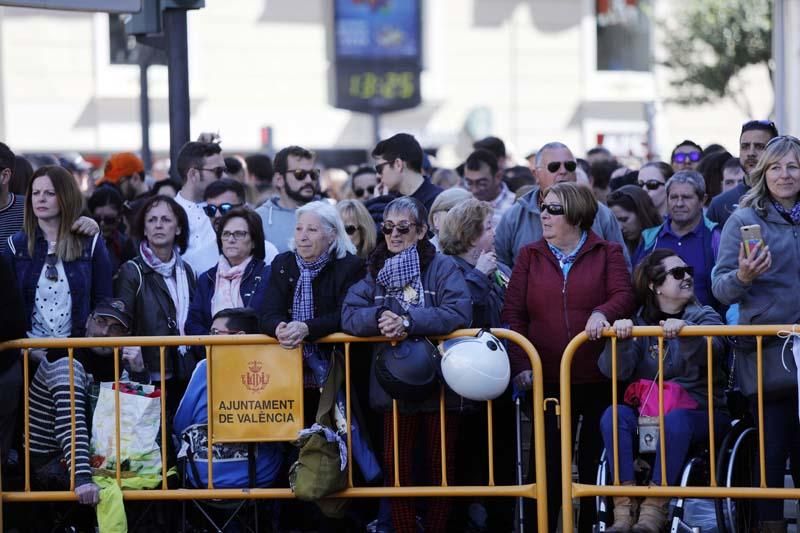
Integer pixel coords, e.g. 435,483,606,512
342,242,472,412
4,229,112,337
186,258,271,337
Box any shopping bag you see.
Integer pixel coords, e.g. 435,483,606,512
90,381,162,476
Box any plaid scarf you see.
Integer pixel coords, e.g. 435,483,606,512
546,231,588,277
771,198,800,225
376,244,425,311
292,252,331,386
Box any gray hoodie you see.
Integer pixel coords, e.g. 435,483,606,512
598,303,729,410
255,196,296,253
494,185,629,267
712,202,800,396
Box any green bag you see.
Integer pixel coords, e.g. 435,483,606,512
289,352,348,517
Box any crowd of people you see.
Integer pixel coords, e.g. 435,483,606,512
0,118,798,532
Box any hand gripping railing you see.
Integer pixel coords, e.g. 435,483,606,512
0,328,549,532
559,324,800,533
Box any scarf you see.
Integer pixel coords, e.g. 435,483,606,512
210,255,252,316
292,252,331,386
376,244,425,311
139,241,190,336
546,231,588,278
771,198,800,225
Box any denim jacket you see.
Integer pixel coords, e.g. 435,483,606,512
4,229,113,337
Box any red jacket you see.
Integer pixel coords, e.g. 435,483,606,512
501,232,635,385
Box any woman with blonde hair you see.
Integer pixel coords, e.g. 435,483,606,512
337,199,377,260
427,187,472,250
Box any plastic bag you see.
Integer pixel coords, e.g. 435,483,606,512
90,382,162,475
670,498,720,533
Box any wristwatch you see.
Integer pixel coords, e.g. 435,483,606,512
401,315,411,330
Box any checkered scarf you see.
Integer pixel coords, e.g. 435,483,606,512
292,251,331,386
771,198,800,225
376,244,425,311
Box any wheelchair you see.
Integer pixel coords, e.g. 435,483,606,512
594,413,757,533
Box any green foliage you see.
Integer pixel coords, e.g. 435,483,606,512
660,0,772,113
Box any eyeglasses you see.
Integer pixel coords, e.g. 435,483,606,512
638,180,665,191
220,230,249,241
199,167,226,179
545,161,577,173
203,202,243,217
539,203,566,216
672,151,702,164
45,253,58,282
210,327,239,335
381,221,417,235
354,185,376,197
766,135,800,149
345,225,359,235
375,159,396,175
285,168,320,181
661,265,694,282
93,215,119,225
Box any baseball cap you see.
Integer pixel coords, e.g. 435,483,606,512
97,152,145,185
93,299,133,331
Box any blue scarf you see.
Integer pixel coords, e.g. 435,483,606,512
771,198,800,225
292,252,330,386
547,231,588,277
376,245,425,311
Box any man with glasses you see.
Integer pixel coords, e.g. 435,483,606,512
495,141,627,267
670,140,704,172
175,141,226,274
463,148,516,226
255,145,320,253
707,120,779,226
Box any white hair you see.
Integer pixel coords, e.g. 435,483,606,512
289,200,356,259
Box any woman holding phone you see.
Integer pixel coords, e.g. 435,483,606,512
712,135,800,531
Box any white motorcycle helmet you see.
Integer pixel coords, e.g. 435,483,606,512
439,330,511,401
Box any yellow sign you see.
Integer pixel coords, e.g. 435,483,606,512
209,344,304,442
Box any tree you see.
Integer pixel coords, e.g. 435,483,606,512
659,0,772,116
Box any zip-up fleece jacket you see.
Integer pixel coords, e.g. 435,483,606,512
501,232,635,384
255,197,297,253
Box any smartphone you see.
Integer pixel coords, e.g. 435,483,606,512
740,224,764,258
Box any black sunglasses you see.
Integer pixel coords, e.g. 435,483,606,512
285,168,320,181
638,179,665,191
381,221,417,235
203,202,242,217
93,215,119,225
545,161,577,173
345,225,359,235
354,185,376,197
672,151,701,164
661,265,694,282
539,203,565,216
45,253,58,282
375,159,396,175
199,166,226,179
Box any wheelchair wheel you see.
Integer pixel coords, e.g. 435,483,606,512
715,420,757,533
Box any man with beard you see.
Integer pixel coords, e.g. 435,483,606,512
175,141,226,274
255,146,320,252
707,120,778,226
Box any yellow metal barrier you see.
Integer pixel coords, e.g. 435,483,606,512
560,324,800,532
0,328,548,531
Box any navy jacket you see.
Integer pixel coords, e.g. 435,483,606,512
4,230,112,337
186,258,271,337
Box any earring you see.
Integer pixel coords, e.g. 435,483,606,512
656,290,662,295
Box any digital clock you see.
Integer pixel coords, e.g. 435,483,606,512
334,61,421,112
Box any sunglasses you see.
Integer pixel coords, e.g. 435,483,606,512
672,151,702,164
638,180,665,191
381,221,417,235
545,161,577,173
375,159,396,175
766,135,800,149
285,168,320,181
93,215,119,225
539,203,566,216
45,253,58,282
661,265,694,282
203,202,243,217
199,166,226,179
354,185,376,197
345,225,359,235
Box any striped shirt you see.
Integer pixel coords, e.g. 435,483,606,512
0,193,24,255
29,357,93,485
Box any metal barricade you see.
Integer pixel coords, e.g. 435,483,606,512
559,324,800,533
0,328,548,531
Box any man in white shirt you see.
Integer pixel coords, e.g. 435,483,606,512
174,141,225,274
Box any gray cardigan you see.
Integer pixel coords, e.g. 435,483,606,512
598,303,728,410
711,202,800,396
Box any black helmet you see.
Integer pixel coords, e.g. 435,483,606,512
375,337,440,400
